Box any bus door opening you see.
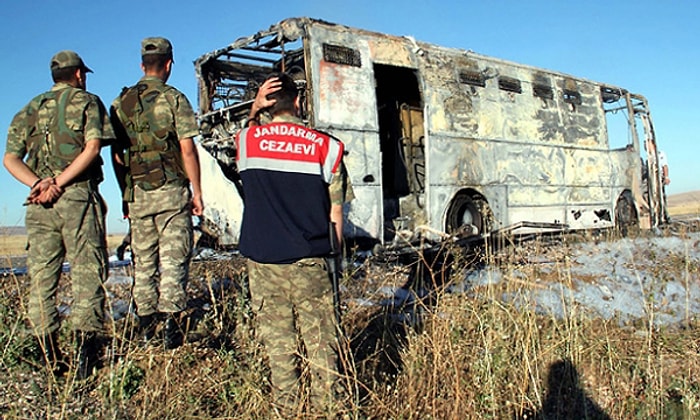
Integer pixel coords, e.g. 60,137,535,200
374,64,425,242
633,99,667,226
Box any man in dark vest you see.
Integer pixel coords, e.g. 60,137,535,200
4,50,113,379
236,72,354,415
110,37,203,350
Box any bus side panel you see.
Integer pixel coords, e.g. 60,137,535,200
325,129,384,240
417,50,485,232
552,79,608,148
564,148,613,187
418,45,623,233
366,34,415,67
424,133,508,231
307,25,378,131
609,147,642,203
198,142,244,245
306,25,383,240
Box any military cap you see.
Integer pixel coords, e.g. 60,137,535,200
50,50,93,73
141,37,173,57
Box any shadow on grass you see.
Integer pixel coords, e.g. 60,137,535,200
518,359,611,420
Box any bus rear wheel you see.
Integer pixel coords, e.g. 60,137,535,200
446,193,490,236
615,191,638,237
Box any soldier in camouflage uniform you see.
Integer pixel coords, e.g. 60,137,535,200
110,37,203,350
3,50,113,379
236,72,354,415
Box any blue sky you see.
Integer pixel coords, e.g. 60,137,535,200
1,0,698,233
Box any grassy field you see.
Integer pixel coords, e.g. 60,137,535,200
669,203,700,217
668,190,700,217
0,225,699,419
0,234,29,256
1,198,699,418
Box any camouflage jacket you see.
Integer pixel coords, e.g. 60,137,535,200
5,82,113,183
110,76,198,199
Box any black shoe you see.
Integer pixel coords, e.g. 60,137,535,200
163,314,184,350
75,331,100,380
116,233,131,260
38,332,69,377
137,313,160,345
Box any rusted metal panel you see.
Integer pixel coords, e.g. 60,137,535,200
368,36,415,67
307,25,378,130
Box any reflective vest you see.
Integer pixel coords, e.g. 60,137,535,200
236,121,344,263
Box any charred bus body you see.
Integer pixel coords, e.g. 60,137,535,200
194,17,666,247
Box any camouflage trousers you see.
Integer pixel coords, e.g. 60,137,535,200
247,258,340,413
129,183,193,316
25,184,108,336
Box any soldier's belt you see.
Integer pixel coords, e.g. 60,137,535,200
66,178,101,191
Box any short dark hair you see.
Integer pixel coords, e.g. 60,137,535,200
142,54,170,72
266,72,298,116
51,66,79,83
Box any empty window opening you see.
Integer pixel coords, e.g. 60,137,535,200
603,89,632,150
498,76,522,94
322,44,361,67
601,86,624,103
459,70,486,87
563,89,582,106
533,83,554,100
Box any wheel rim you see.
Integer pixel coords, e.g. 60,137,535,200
615,192,638,235
447,194,485,235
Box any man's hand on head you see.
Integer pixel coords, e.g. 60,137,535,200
249,77,282,123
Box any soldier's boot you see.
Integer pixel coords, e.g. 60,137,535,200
75,331,99,380
136,313,160,345
38,331,69,377
116,243,126,261
163,312,184,350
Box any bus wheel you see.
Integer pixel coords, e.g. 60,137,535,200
446,193,490,236
615,191,638,237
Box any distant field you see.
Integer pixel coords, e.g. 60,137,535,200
0,234,125,257
0,235,28,256
669,203,700,217
667,190,700,216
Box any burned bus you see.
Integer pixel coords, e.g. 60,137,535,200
194,17,666,247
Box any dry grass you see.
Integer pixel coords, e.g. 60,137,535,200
0,235,28,257
669,203,700,217
668,190,700,217
0,226,699,419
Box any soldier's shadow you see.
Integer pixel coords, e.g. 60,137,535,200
345,243,459,405
519,358,611,420
348,307,407,381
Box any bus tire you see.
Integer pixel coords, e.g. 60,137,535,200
446,193,490,236
615,191,638,237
